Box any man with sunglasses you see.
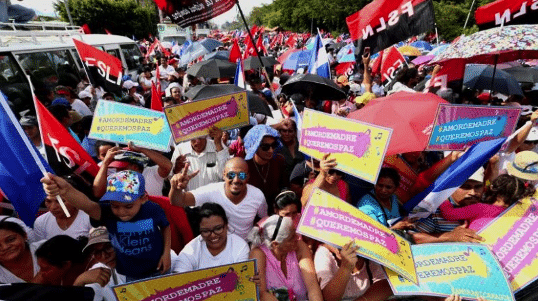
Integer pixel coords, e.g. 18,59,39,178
169,157,268,240
244,125,290,214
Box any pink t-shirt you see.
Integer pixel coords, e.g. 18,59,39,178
439,201,506,231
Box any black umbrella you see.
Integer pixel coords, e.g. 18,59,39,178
504,66,538,83
243,56,279,71
186,59,236,79
281,73,346,100
184,84,273,117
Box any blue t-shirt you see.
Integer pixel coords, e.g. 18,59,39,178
92,201,169,278
357,190,400,227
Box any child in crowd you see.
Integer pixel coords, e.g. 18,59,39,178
41,170,171,281
440,174,535,231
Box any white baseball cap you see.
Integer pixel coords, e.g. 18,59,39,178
122,80,139,90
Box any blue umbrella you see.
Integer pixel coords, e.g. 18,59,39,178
180,38,222,66
282,50,312,70
410,41,433,52
464,64,524,96
204,50,230,60
429,44,449,57
336,44,356,63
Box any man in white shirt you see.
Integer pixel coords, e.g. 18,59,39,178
169,157,268,240
158,57,175,92
171,126,228,191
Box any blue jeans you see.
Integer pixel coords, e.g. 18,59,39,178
0,2,36,23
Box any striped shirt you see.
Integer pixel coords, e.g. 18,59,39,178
414,197,462,233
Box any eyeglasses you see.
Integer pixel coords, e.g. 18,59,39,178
259,142,279,151
279,129,294,134
525,140,538,145
92,245,114,256
200,224,226,237
226,171,248,180
328,169,344,176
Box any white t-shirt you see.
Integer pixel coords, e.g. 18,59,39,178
191,183,268,240
71,98,93,116
143,165,165,196
85,263,126,301
33,210,92,241
173,233,249,273
0,241,42,283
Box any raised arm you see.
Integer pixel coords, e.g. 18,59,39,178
169,162,198,207
42,173,101,220
128,142,172,178
93,146,123,198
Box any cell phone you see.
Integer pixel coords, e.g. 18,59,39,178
363,47,371,56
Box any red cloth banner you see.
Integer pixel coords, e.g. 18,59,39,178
475,0,538,30
154,0,236,28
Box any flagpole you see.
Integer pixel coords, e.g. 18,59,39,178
27,77,72,218
235,0,278,109
462,0,477,32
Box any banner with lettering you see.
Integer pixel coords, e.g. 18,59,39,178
298,188,418,283
165,91,249,144
475,0,538,30
113,260,258,301
387,243,514,301
299,109,392,184
346,0,435,54
89,100,172,152
427,104,521,151
479,197,538,292
153,0,236,28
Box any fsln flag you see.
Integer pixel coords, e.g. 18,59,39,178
405,138,506,218
34,96,99,185
0,93,53,227
475,0,538,30
346,0,435,55
380,47,406,85
234,59,246,89
229,38,241,63
308,32,330,78
73,38,123,95
153,0,235,28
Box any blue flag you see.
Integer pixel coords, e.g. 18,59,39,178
0,93,53,227
406,138,506,219
308,32,330,78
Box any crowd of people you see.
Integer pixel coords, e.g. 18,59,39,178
2,18,538,301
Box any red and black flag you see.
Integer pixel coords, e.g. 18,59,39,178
346,0,435,55
73,39,123,95
153,0,235,28
475,0,538,30
34,96,99,186
379,46,406,85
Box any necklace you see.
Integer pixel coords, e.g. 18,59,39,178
254,161,271,184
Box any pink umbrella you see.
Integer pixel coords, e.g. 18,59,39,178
411,55,435,66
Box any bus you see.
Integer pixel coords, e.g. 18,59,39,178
0,22,144,117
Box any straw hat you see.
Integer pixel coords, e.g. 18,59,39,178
506,151,538,181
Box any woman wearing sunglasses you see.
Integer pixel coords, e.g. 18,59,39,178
174,202,249,273
301,153,351,207
244,125,290,214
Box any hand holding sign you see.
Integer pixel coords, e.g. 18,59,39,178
340,241,362,272
320,153,338,176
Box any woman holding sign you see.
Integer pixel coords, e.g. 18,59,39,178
301,154,351,207
248,215,323,301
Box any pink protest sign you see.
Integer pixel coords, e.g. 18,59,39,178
165,91,249,144
298,189,418,284
299,109,392,184
113,260,258,300
479,197,538,292
427,104,521,151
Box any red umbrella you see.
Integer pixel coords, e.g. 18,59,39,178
348,92,448,156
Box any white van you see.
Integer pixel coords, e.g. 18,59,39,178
0,22,143,116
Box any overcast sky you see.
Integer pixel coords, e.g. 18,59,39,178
19,0,274,25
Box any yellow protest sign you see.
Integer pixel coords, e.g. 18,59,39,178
387,243,514,301
165,91,249,144
299,109,392,183
113,260,258,301
298,188,417,283
479,197,538,292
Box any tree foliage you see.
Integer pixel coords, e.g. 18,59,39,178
54,0,159,38
244,0,497,41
